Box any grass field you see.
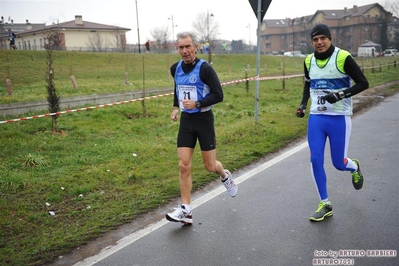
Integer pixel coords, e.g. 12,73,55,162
0,50,398,265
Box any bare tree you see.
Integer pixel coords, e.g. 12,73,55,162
150,25,170,50
112,29,121,51
384,0,399,17
87,32,103,52
43,29,65,50
192,12,220,43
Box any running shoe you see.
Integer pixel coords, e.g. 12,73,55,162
351,159,364,190
222,170,238,197
309,201,333,222
166,205,193,225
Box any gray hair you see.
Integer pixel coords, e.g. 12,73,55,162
176,32,198,45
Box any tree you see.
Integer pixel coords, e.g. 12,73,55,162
45,47,61,132
393,31,399,50
112,28,122,52
191,11,220,43
379,20,389,50
384,0,399,17
43,28,64,50
231,40,244,54
150,26,170,51
87,32,103,52
384,0,399,49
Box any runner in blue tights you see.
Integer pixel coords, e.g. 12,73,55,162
296,24,369,222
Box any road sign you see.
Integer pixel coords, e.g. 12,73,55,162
248,0,272,122
248,0,272,21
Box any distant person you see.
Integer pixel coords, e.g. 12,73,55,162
199,43,204,54
145,40,151,53
166,32,238,225
296,24,369,222
222,42,227,54
205,42,209,54
8,29,17,50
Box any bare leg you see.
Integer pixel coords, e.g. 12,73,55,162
201,149,226,178
178,147,194,204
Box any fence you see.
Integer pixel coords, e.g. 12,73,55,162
1,56,396,124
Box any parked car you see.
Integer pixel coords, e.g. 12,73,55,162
384,49,397,57
283,51,306,57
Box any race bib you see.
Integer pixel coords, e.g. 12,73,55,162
178,85,198,102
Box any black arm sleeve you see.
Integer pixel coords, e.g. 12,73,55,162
170,63,179,108
198,63,224,107
300,62,310,107
342,56,369,97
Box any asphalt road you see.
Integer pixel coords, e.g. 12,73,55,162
69,93,399,266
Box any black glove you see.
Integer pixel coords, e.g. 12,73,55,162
296,104,306,118
321,90,343,104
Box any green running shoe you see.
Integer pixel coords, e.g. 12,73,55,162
351,159,364,190
309,201,333,222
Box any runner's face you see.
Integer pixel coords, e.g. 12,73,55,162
312,35,331,54
178,37,198,64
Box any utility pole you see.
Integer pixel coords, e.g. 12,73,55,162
135,0,141,53
168,15,177,52
207,11,214,64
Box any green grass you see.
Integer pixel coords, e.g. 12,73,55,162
0,50,398,265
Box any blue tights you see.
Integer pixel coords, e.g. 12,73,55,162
307,114,357,201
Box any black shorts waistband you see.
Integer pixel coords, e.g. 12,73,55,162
181,110,213,120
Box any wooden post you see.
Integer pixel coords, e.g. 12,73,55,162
245,70,249,94
70,75,78,88
125,72,128,85
282,61,286,91
6,79,13,95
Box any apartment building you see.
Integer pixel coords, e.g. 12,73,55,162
261,3,398,56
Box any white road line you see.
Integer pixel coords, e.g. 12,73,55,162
74,141,308,266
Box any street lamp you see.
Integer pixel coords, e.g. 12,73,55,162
168,15,178,51
207,11,214,63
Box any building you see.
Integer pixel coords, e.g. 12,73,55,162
261,3,398,56
0,15,130,52
387,17,399,49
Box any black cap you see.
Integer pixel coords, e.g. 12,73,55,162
310,24,331,40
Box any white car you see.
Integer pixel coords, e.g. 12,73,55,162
384,49,397,57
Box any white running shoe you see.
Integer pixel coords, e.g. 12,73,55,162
222,170,238,197
166,205,193,225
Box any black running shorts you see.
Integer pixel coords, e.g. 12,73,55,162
177,111,216,151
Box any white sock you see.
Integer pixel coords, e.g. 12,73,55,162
322,199,329,205
221,171,228,181
182,204,191,213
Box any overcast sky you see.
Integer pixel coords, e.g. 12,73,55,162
1,0,386,44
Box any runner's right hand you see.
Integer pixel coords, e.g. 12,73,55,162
296,104,306,118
